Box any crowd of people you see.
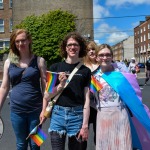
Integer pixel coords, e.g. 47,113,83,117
0,29,150,150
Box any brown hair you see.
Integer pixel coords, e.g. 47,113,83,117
60,32,87,58
97,44,113,57
9,29,32,57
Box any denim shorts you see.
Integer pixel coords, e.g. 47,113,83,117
49,105,83,137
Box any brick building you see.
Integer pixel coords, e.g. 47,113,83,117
134,16,150,63
13,0,93,40
0,0,12,50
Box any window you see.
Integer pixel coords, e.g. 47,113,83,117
144,45,146,51
0,19,4,32
9,18,12,32
9,0,12,8
144,27,146,31
148,24,150,29
141,28,143,33
141,36,143,42
0,40,10,50
0,0,3,9
141,46,143,51
0,41,3,50
144,34,146,41
4,41,9,48
148,33,150,39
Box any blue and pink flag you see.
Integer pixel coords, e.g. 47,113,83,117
46,71,58,93
101,71,150,149
26,125,47,146
90,75,103,93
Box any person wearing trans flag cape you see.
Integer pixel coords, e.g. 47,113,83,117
94,44,150,150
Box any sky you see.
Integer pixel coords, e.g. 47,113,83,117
93,0,150,45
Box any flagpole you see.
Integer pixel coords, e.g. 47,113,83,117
47,71,81,76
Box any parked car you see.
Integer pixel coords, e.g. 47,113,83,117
137,63,145,68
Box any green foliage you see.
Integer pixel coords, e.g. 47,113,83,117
15,10,76,67
0,48,9,55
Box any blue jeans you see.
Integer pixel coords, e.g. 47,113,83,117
49,105,83,136
49,105,86,150
10,112,40,150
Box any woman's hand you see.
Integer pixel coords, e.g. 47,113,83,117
58,72,67,87
77,127,89,142
39,110,47,125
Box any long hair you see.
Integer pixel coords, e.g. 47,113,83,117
60,32,87,58
84,41,98,66
8,29,32,64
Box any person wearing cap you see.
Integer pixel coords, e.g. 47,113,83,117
145,56,150,85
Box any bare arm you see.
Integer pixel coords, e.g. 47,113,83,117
37,57,48,123
77,87,90,141
0,59,10,112
37,57,47,94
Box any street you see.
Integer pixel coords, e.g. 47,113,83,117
0,70,150,150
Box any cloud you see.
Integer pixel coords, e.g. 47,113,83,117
93,1,110,23
106,32,129,44
131,21,139,28
94,23,129,45
105,0,150,7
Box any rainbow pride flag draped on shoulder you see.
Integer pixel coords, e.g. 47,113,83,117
102,71,150,149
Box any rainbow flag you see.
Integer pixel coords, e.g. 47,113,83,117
90,76,103,93
27,126,47,147
46,71,58,93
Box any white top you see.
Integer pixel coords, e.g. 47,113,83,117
94,68,123,108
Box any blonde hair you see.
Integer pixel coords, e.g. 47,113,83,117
84,41,98,66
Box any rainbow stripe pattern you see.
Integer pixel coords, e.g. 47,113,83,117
90,75,103,93
30,126,47,147
46,71,58,93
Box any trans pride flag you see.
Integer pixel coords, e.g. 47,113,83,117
90,75,103,93
102,71,150,149
26,125,47,146
46,71,58,93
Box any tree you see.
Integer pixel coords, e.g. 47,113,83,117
15,9,76,66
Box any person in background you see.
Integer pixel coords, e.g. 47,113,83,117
40,32,91,150
144,56,150,85
0,29,46,150
83,41,99,149
128,57,138,77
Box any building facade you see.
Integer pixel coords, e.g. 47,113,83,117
134,16,150,63
112,36,134,62
12,0,93,40
0,0,12,50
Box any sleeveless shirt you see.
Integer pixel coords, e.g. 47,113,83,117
9,56,43,113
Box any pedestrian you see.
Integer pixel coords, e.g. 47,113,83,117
144,56,150,85
128,57,138,77
40,32,91,150
0,29,46,150
94,44,150,150
83,40,99,148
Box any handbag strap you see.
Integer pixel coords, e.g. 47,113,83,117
52,62,83,103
